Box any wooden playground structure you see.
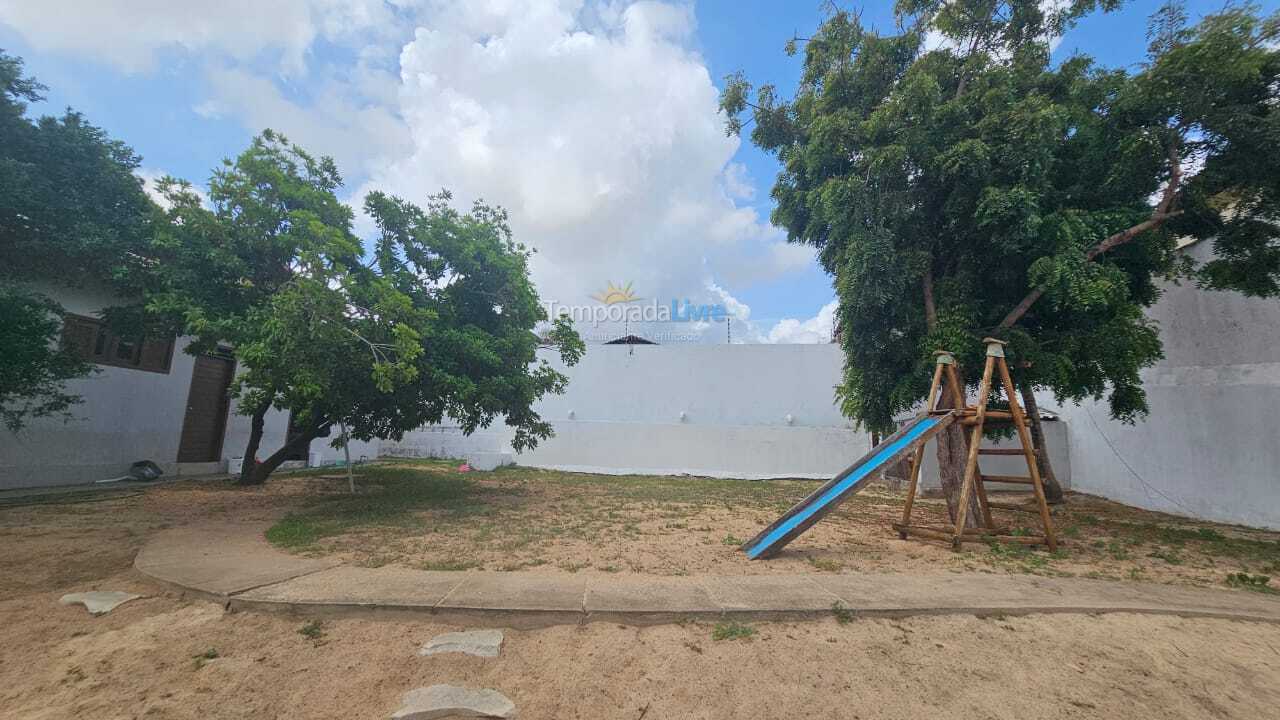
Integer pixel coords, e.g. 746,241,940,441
892,338,1058,551
744,338,1056,559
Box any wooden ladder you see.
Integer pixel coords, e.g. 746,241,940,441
891,339,1058,551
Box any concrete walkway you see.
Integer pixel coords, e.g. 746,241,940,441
134,523,1280,626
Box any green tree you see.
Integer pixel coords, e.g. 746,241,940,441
147,133,583,484
721,2,1279,519
0,50,155,431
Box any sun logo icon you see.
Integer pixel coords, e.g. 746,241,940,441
592,281,640,305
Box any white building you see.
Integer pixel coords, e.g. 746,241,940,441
0,282,373,489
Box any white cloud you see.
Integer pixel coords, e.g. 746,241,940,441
9,0,825,343
765,299,839,344
201,65,411,181
0,0,402,74
357,0,814,342
721,162,755,201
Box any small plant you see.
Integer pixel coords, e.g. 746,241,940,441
1225,573,1276,594
1106,541,1131,561
1195,527,1227,542
298,619,327,644
712,621,756,641
192,648,219,669
722,533,743,546
831,601,854,625
809,556,844,572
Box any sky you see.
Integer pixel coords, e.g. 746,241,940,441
1,0,1273,344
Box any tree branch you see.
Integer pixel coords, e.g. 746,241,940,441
998,133,1185,330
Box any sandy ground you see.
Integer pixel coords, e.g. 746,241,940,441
261,464,1280,589
2,472,1280,718
3,569,1280,719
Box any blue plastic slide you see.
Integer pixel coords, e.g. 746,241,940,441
743,411,958,559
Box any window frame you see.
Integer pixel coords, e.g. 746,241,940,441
62,313,175,374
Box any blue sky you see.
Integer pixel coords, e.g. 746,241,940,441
2,0,1273,342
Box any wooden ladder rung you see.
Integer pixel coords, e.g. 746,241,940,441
958,409,1014,420
892,523,1010,536
978,448,1025,456
987,501,1040,513
986,534,1051,546
981,474,1035,485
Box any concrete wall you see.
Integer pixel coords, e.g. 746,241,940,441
0,283,204,488
1049,241,1280,530
383,344,874,479
1,282,378,489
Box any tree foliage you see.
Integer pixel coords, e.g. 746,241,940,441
146,133,583,483
721,1,1280,434
0,50,154,430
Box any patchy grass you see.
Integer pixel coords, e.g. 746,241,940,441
191,648,219,670
298,619,324,638
258,460,1280,588
832,601,855,624
265,463,481,549
712,621,757,641
1225,573,1277,594
809,556,845,572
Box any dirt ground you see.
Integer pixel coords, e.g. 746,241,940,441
3,470,1280,718
256,462,1280,589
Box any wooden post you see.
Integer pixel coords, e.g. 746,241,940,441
996,353,1058,551
900,351,951,537
950,343,998,548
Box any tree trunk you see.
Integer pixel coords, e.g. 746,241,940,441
340,421,355,494
236,402,271,485
1017,382,1065,504
934,377,983,528
245,419,330,485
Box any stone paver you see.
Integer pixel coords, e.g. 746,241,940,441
60,591,143,615
420,629,504,658
133,522,1280,625
392,685,516,719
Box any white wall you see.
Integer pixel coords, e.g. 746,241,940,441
1,281,377,489
0,283,202,488
1050,241,1280,530
220,400,381,471
384,344,874,479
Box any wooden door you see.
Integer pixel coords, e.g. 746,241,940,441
176,353,235,463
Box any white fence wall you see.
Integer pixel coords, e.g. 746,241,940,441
383,344,874,479
387,241,1280,530
1049,241,1280,530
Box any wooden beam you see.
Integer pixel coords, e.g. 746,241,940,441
978,448,1025,456
987,501,1039,513
892,524,1046,546
981,475,1035,485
